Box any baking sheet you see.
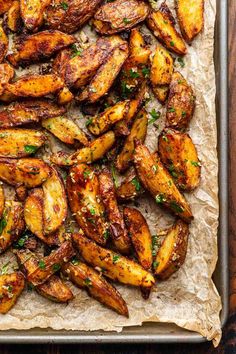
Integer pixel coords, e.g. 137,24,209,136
0,0,222,347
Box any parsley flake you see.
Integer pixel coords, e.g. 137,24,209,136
148,109,160,125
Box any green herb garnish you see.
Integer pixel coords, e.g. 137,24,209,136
148,109,160,125
113,255,120,264
131,177,141,191
38,260,46,269
177,57,185,68
24,145,38,154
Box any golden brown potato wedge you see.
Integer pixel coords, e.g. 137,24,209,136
146,2,187,56
45,0,103,34
4,0,22,32
57,87,74,105
154,219,189,280
176,0,204,43
20,0,51,31
116,168,144,201
67,164,108,245
0,158,51,188
0,25,8,63
116,109,148,172
93,0,149,35
52,48,71,77
0,184,4,218
0,88,16,103
0,63,15,96
0,200,25,253
0,0,13,14
124,207,152,270
166,71,196,130
98,168,131,254
42,116,89,146
134,142,193,223
62,259,128,316
152,85,169,104
7,74,64,98
0,129,45,158
0,272,25,313
7,30,75,67
158,129,201,191
73,232,155,289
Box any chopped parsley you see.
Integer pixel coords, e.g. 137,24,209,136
153,260,159,269
103,229,110,240
148,109,160,125
113,255,120,264
129,69,140,79
152,165,158,174
155,194,166,204
168,107,175,113
111,163,118,188
182,111,186,117
85,118,93,127
121,81,133,98
38,260,46,269
14,233,29,249
152,235,159,256
0,217,6,234
52,263,61,272
84,277,92,286
170,201,184,213
60,2,69,10
123,17,130,24
191,161,201,167
71,44,83,58
90,208,95,215
131,177,141,191
71,257,80,266
83,169,90,178
170,41,175,47
24,145,38,154
142,66,150,78
168,164,178,178
177,57,185,68
1,262,10,275
162,135,168,142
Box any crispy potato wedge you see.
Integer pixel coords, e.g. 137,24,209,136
98,168,131,254
4,0,22,33
146,2,187,56
166,71,195,130
0,63,15,96
158,129,201,191
0,0,13,14
42,116,89,146
93,0,149,35
67,164,108,245
116,109,148,172
45,0,102,33
73,232,155,289
0,200,25,253
154,219,189,279
0,184,4,218
176,0,204,43
134,142,193,223
20,0,51,31
0,129,45,158
152,85,169,104
52,48,71,77
57,87,73,105
7,30,75,67
62,259,128,316
0,88,16,103
124,207,152,270
0,272,25,313
0,25,8,63
88,100,129,136
0,158,51,188
7,74,64,98
116,168,143,201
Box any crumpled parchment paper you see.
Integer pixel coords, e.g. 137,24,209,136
0,0,222,347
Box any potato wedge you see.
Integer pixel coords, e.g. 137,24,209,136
0,0,13,14
0,272,25,313
42,116,89,146
7,74,64,98
116,168,144,201
0,25,8,63
45,0,103,34
146,2,187,56
52,48,71,77
57,87,73,105
176,0,204,43
0,158,51,188
62,259,128,316
116,109,148,172
93,0,149,35
166,71,195,130
88,100,129,136
98,168,131,254
158,129,201,191
7,30,75,67
4,0,22,33
20,0,51,31
0,63,15,96
67,164,108,245
0,89,16,103
0,184,4,218
124,207,152,270
152,85,169,104
134,142,193,223
0,200,25,253
0,129,45,158
154,219,189,279
73,232,155,289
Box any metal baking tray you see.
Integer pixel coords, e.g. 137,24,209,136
0,0,228,344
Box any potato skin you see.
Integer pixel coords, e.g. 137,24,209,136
62,260,128,316
4,0,22,33
20,0,51,31
116,168,143,201
154,219,189,280
24,188,44,241
124,207,152,270
0,25,8,63
158,129,201,191
98,168,131,254
0,272,25,313
93,0,149,35
0,0,14,15
0,184,4,218
134,142,193,223
72,232,155,289
166,71,195,130
0,63,15,96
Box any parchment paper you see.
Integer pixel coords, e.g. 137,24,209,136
0,0,222,347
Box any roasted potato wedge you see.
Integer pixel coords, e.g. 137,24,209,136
67,164,108,245
0,158,51,188
116,168,144,201
45,0,102,34
62,259,128,316
93,0,149,35
0,200,25,253
166,71,195,130
0,88,16,103
98,168,131,254
57,87,73,105
42,116,89,146
176,0,204,43
134,142,193,223
0,63,15,96
158,129,201,191
147,2,187,56
0,25,8,63
116,109,148,172
4,0,22,33
0,184,4,218
73,232,155,289
20,0,51,31
154,219,189,280
0,272,25,313
52,48,71,77
7,30,75,67
0,0,13,14
0,129,45,158
7,74,64,98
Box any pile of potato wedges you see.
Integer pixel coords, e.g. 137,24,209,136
0,0,204,316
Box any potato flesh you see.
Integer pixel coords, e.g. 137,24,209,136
0,63,15,96
24,188,44,240
5,0,21,32
20,0,51,31
0,25,8,63
0,272,25,314
116,168,143,201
